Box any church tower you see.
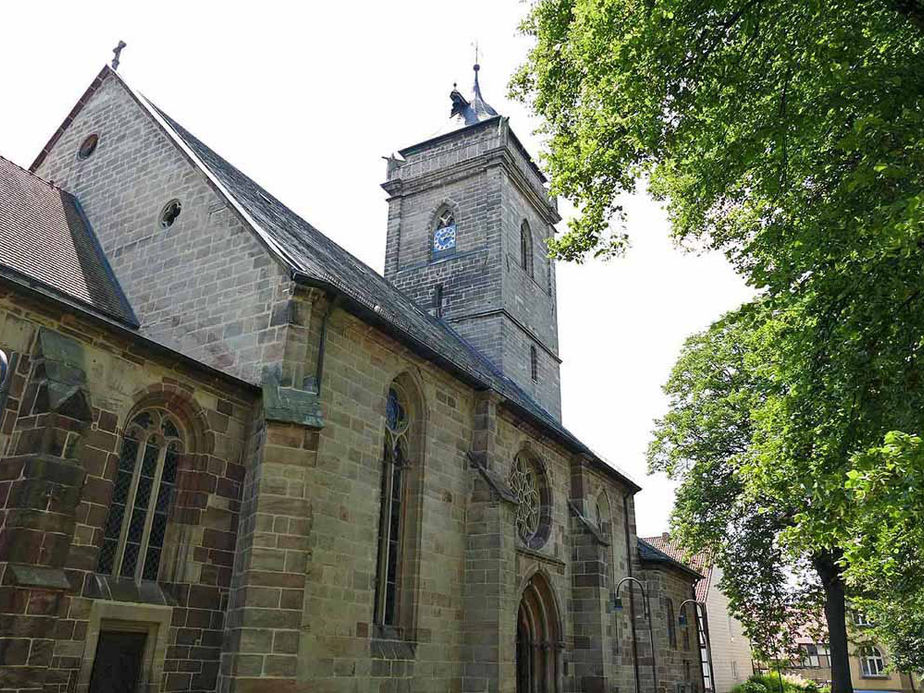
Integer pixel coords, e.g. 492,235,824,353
382,64,562,420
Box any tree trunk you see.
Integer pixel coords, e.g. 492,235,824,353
813,551,853,693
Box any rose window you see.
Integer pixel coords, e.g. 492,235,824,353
508,452,550,547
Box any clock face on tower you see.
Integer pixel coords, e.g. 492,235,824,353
432,209,457,256
433,224,456,253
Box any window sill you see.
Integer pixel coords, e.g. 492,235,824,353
370,627,417,661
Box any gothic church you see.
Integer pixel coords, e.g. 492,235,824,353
0,57,707,693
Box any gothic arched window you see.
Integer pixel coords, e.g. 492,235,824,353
520,221,534,278
431,207,457,259
97,409,182,581
375,387,410,628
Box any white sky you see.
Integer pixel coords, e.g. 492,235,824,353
0,1,751,535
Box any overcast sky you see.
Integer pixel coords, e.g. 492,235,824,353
0,1,751,535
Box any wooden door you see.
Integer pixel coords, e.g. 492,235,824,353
88,631,147,693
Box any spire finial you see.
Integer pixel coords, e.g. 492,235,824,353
111,40,126,71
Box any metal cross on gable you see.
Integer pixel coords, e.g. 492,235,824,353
111,41,126,71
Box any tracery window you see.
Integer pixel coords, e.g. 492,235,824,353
97,409,182,581
520,221,534,278
508,450,551,549
860,647,885,677
432,208,457,258
374,387,410,627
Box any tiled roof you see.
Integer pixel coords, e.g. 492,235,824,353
0,156,136,326
642,534,713,601
637,538,704,580
97,71,639,492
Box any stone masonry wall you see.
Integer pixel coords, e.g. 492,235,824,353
32,71,294,386
0,288,255,693
383,119,562,420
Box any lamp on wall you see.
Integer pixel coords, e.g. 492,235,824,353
614,576,658,693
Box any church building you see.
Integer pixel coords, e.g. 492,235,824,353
0,55,707,693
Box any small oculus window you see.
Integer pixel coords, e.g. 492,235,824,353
432,208,456,258
159,199,182,230
78,134,99,160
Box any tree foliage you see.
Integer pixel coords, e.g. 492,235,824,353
513,0,924,677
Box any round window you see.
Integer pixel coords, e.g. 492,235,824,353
159,200,182,229
508,451,551,549
77,134,99,160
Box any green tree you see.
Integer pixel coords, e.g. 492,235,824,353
513,0,924,689
845,433,924,671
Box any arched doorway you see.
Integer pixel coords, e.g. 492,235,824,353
516,571,562,693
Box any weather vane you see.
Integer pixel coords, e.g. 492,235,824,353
472,40,480,68
111,41,126,71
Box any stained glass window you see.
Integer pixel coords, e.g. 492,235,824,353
374,387,410,627
97,409,182,582
432,208,457,258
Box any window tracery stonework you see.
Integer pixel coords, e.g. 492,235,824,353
97,408,182,581
508,451,551,549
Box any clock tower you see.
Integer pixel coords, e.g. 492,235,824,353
382,64,563,420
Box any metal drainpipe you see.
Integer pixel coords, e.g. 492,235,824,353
624,493,642,693
312,295,336,394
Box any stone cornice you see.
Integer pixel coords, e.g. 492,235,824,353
382,147,561,226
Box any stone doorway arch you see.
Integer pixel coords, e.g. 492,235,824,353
516,571,563,693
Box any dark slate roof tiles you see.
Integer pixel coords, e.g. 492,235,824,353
0,156,136,325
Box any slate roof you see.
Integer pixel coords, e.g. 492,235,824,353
25,65,639,492
144,99,641,490
642,534,712,600
0,156,136,326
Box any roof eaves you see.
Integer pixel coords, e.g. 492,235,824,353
0,271,257,396
0,263,137,328
638,538,703,580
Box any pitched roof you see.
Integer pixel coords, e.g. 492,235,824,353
29,65,640,492
637,537,704,581
642,534,714,601
0,156,137,326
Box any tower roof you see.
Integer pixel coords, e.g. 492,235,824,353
449,63,499,127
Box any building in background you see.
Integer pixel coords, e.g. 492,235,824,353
786,615,922,693
644,534,754,693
